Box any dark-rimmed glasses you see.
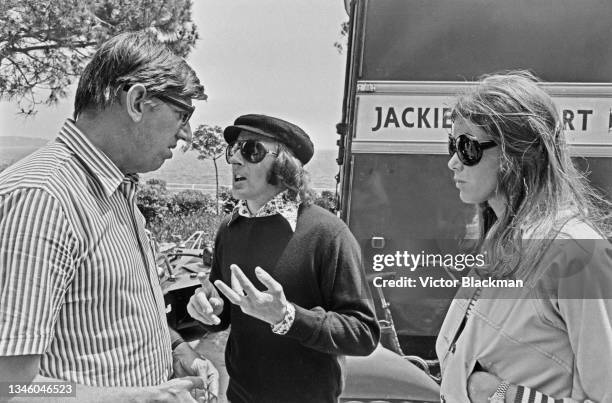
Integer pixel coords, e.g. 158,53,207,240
122,87,194,125
226,140,279,164
155,93,194,125
448,134,497,166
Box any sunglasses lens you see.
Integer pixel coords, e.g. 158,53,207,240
225,144,234,163
457,136,481,166
448,136,456,157
241,140,267,163
226,140,270,164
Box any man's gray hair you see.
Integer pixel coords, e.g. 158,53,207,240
73,31,206,118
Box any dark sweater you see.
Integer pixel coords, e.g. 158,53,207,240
208,204,379,403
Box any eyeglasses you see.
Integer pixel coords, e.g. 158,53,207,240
122,86,194,125
226,140,279,164
155,93,194,126
448,134,497,166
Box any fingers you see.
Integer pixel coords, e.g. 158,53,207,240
209,297,224,315
196,271,209,285
192,357,220,397
191,357,219,390
208,366,220,397
183,376,206,390
230,264,259,296
254,266,283,295
196,272,219,298
214,279,242,304
164,376,204,391
187,291,220,325
230,268,244,296
196,290,214,315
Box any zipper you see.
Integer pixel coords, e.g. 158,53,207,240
449,287,482,353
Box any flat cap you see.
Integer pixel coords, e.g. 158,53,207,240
224,114,314,164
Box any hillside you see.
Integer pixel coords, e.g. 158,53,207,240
0,136,49,148
0,140,339,190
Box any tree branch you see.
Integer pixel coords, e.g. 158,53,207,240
7,41,97,53
5,56,33,88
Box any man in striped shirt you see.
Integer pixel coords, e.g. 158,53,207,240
0,32,215,402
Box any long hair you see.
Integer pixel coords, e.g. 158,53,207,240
74,31,206,118
268,144,315,206
452,71,611,279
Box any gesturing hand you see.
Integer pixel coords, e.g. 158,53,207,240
214,264,289,325
187,272,224,326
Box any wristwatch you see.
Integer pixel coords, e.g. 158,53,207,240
271,302,295,335
488,380,510,403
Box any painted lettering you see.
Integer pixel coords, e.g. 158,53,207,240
418,108,431,128
384,107,400,128
372,107,382,131
442,108,452,129
576,109,593,131
563,109,593,131
402,107,415,128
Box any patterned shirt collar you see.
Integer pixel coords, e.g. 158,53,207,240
58,119,139,197
228,190,300,232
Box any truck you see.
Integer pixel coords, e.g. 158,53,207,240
336,0,612,366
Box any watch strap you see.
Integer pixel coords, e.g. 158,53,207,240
488,380,510,403
271,303,295,335
171,336,185,350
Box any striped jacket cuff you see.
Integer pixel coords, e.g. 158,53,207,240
514,385,592,403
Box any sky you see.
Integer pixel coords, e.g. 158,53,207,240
0,0,348,150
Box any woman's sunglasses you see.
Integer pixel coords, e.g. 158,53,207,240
226,140,279,164
448,134,497,166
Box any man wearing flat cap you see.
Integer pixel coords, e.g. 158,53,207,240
188,114,380,403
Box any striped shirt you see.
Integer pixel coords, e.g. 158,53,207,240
0,120,172,386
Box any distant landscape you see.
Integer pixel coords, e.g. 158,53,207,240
0,136,50,167
0,136,339,191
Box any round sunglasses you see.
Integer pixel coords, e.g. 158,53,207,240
226,140,279,164
448,134,497,166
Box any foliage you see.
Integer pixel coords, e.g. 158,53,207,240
145,178,168,191
218,186,238,214
147,210,222,246
0,0,198,114
314,190,338,214
333,20,349,54
138,177,338,245
186,124,226,159
182,124,226,214
171,189,216,215
137,178,220,244
137,178,171,223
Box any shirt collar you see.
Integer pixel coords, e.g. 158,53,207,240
58,119,138,197
228,190,300,232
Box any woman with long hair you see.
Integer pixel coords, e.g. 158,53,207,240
437,71,612,402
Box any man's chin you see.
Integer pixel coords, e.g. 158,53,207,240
138,158,166,174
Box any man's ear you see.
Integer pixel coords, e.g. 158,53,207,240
124,84,148,123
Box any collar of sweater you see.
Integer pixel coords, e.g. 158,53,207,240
229,190,299,231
